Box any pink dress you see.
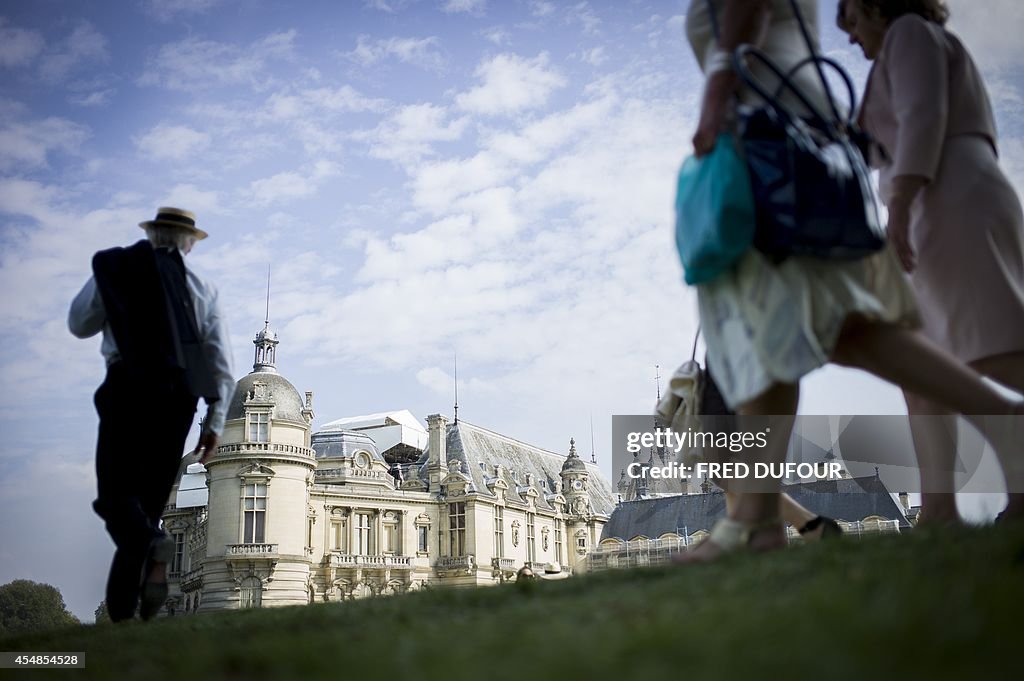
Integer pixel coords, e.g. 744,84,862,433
860,14,1024,362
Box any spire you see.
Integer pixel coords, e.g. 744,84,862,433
252,267,279,373
655,364,661,402
453,352,459,425
589,413,597,464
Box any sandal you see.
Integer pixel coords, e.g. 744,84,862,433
673,517,785,564
797,515,842,542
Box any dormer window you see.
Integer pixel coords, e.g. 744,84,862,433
249,412,269,443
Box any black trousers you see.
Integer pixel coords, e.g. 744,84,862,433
93,362,197,621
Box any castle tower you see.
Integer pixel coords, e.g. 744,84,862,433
559,438,594,573
199,320,317,611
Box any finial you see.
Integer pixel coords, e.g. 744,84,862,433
655,364,661,402
453,352,459,425
568,438,577,458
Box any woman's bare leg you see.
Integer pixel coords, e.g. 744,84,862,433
678,382,797,563
904,391,962,526
833,319,1024,503
969,351,1024,518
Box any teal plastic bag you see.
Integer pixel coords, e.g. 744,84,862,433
674,133,755,285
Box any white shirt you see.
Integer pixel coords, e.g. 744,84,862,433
68,250,236,435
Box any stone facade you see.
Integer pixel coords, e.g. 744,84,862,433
160,323,613,615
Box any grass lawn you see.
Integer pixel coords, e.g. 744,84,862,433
3,525,1022,680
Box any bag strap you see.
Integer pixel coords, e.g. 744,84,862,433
691,324,701,363
786,0,843,124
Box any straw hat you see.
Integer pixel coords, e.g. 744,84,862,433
138,207,208,240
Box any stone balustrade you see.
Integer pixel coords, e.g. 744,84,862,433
315,467,387,482
329,553,412,569
215,442,314,458
492,557,516,571
436,555,474,570
225,543,278,558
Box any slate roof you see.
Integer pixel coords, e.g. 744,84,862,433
411,420,616,517
601,474,911,540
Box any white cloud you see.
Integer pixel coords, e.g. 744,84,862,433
39,21,108,82
0,116,89,170
357,102,468,164
134,123,211,160
441,0,486,15
346,35,445,70
69,89,114,107
139,30,296,91
265,85,388,119
0,19,44,68
948,0,1024,70
580,46,606,66
143,0,223,22
455,52,566,116
530,1,555,18
160,183,221,215
481,27,509,45
247,160,340,206
566,2,601,35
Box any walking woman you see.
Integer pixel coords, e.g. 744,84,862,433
839,0,1024,525
678,0,1023,562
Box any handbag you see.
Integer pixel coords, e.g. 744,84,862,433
674,133,755,285
706,0,886,261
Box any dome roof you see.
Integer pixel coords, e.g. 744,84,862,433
311,428,384,461
226,370,306,423
560,438,587,473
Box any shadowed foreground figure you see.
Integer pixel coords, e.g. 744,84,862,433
68,207,234,621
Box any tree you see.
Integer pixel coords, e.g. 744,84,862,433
0,580,80,635
94,600,111,624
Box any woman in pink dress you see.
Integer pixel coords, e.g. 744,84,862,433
839,0,1024,524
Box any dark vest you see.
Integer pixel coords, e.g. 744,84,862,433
92,240,219,401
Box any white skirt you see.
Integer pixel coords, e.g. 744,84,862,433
698,245,920,409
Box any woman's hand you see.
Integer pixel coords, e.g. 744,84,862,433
886,174,927,272
692,71,734,157
887,198,916,273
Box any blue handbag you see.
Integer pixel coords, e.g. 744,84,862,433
674,133,755,285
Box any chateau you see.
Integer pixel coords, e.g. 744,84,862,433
161,321,614,614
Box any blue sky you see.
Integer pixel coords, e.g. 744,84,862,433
0,0,1021,620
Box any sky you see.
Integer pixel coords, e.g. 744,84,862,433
0,0,1022,621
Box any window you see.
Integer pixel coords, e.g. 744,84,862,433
248,412,269,443
448,502,466,557
239,577,262,608
331,519,347,552
554,519,563,564
170,531,185,576
417,526,429,553
493,506,504,558
527,512,536,563
355,513,372,555
383,524,395,553
243,483,267,544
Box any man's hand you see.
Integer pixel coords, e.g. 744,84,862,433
195,431,219,465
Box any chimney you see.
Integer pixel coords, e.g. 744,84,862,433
898,492,910,512
426,414,449,488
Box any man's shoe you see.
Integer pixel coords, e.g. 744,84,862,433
139,535,174,621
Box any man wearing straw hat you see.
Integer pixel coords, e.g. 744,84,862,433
69,207,235,622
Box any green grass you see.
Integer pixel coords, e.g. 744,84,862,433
4,526,1023,680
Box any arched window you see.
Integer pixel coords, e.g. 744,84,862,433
240,576,263,608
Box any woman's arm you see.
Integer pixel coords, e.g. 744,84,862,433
692,0,772,157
